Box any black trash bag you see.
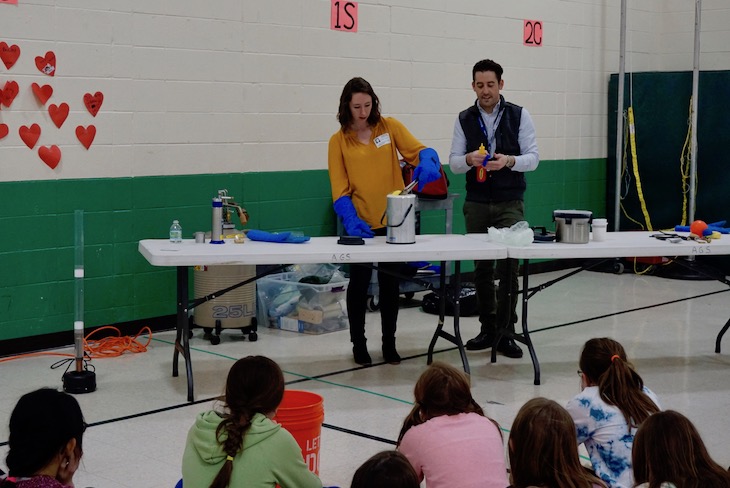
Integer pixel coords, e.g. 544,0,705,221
421,284,478,317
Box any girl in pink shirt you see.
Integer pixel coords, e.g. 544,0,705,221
397,362,509,488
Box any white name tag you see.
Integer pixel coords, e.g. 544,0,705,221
373,133,391,148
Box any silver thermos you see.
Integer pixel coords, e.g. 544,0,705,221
210,197,224,244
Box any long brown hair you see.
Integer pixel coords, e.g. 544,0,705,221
209,356,285,488
336,77,381,130
633,410,730,488
396,361,493,445
509,397,606,488
579,337,659,428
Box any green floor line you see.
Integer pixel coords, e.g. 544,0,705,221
150,336,413,405
148,336,599,456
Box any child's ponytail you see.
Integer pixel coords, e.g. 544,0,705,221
580,338,659,429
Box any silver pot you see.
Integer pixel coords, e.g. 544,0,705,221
384,193,416,244
553,210,592,244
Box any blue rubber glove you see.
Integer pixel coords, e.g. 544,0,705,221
413,148,441,191
246,230,291,242
333,196,374,238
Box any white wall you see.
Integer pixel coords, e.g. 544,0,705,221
0,0,728,183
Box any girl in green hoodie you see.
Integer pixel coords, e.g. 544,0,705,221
182,356,322,488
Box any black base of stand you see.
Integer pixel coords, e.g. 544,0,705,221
63,370,97,394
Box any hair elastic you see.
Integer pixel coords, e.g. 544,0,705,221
226,455,234,461
610,354,621,362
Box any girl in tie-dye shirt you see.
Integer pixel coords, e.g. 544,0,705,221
565,338,660,488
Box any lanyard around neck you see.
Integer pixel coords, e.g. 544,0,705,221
476,102,503,154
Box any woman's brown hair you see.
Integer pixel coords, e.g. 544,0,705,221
633,410,730,488
209,356,285,488
509,397,606,488
336,77,381,130
579,337,659,429
396,361,494,445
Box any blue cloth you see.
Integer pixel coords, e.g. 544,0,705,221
333,196,374,238
246,230,310,243
413,148,441,191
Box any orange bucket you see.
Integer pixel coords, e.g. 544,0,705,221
273,390,324,475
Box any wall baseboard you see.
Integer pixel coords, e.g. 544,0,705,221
0,315,176,359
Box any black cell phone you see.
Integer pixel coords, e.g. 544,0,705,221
337,236,365,245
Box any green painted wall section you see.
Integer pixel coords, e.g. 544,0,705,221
0,158,605,342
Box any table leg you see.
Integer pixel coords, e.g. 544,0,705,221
427,262,447,365
521,260,540,385
426,261,469,374
172,266,194,402
715,318,730,353
489,259,541,384
452,262,470,374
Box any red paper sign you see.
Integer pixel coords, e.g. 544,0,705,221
35,51,56,76
0,123,8,139
0,42,20,69
1,80,19,107
49,103,70,128
19,124,41,149
331,0,357,33
83,91,104,116
524,20,543,47
0,0,19,5
31,83,53,105
76,125,96,149
39,145,62,169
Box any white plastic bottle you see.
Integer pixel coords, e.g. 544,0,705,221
169,220,182,243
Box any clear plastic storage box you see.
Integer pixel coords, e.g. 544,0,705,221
256,271,349,334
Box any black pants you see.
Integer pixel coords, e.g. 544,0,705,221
463,200,524,334
346,229,400,346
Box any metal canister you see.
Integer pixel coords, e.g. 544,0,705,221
211,197,224,244
553,210,592,243
385,193,416,244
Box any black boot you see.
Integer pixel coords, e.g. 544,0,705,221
465,331,495,350
352,340,372,366
382,337,401,365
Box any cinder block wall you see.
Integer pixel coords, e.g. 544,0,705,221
1,1,728,343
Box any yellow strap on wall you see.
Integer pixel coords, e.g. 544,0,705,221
627,106,653,231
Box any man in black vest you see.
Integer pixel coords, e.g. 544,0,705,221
448,59,539,358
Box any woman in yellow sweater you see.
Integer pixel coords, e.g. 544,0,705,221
328,77,441,366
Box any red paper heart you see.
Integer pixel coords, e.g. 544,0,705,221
83,92,103,117
49,103,70,128
19,124,41,149
1,80,19,108
35,51,56,76
39,145,61,169
0,42,21,70
75,125,96,149
0,123,8,140
31,83,54,105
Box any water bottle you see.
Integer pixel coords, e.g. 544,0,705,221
169,220,182,243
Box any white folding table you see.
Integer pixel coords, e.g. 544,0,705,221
139,234,507,401
468,231,730,385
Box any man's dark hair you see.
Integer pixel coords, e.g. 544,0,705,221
472,59,503,82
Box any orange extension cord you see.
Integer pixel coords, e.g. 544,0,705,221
0,326,153,364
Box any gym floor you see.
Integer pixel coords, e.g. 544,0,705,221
1,266,729,488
